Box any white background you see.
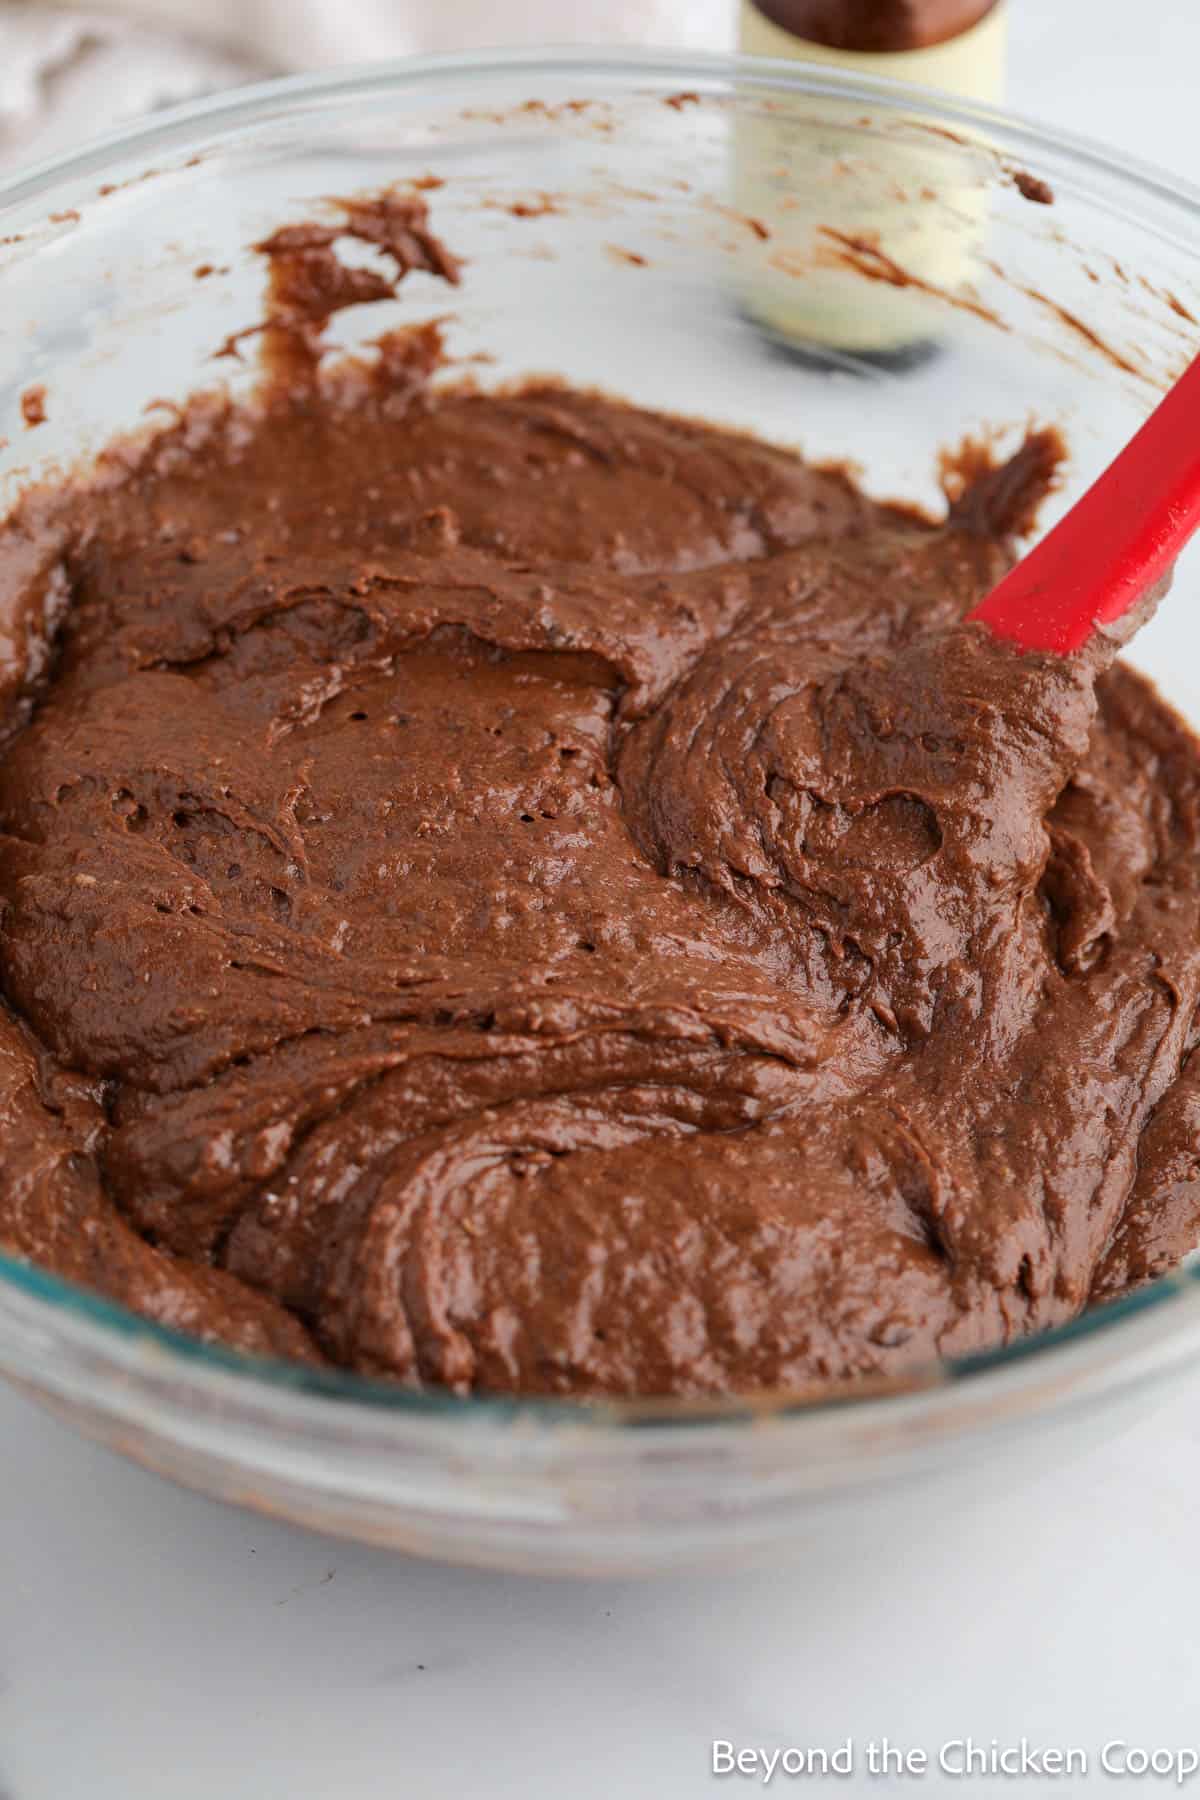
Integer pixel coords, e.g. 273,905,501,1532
5,5,1200,1796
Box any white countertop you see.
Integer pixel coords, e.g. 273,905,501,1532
5,5,1200,1795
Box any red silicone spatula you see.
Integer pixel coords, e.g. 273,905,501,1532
968,354,1200,655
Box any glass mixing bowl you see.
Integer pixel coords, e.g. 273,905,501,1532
2,50,1200,1575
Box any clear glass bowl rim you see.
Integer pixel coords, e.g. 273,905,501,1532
3,45,1200,1445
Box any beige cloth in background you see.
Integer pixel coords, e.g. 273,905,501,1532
0,5,259,167
103,0,734,66
0,0,734,169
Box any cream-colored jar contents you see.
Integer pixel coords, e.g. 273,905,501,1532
735,2,1007,353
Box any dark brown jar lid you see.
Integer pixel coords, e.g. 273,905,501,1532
747,0,1001,53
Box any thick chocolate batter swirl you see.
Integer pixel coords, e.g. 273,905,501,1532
2,199,1199,1397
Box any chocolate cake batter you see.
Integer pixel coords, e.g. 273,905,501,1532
2,191,1200,1398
